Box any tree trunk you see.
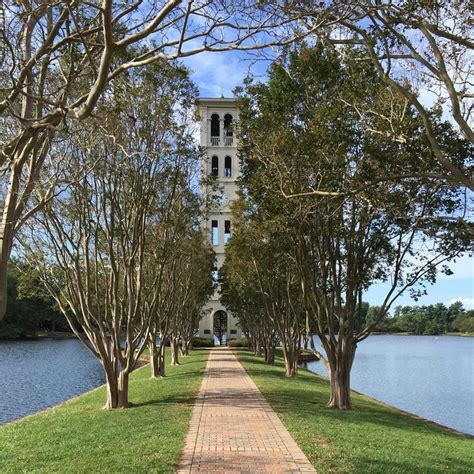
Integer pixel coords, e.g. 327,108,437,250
248,335,255,352
170,338,179,366
117,370,129,408
0,234,11,320
263,341,275,365
104,369,119,409
254,338,262,357
180,338,190,356
104,362,130,409
149,340,161,378
327,346,356,409
283,355,298,377
158,341,166,377
282,342,299,378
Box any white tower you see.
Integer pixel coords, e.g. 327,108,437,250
197,98,242,343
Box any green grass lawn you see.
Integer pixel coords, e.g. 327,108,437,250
236,350,474,473
0,349,209,473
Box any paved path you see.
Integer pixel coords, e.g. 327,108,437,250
177,347,316,473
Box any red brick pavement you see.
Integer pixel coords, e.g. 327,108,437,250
177,347,316,473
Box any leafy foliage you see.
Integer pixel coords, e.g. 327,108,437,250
0,267,66,338
230,43,471,407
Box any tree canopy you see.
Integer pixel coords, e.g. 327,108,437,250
226,43,471,408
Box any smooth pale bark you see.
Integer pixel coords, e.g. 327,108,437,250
117,371,130,408
326,344,356,409
149,341,161,379
170,338,179,366
281,340,299,378
104,366,119,409
180,338,191,356
103,361,130,409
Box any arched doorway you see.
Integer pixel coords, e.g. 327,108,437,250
213,310,228,345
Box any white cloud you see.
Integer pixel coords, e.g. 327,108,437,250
448,297,474,310
183,50,249,97
438,253,474,280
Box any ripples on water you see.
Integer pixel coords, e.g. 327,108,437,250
0,339,104,424
308,335,474,435
1,335,473,436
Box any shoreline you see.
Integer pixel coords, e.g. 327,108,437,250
301,363,473,439
299,363,474,439
0,350,209,472
0,356,150,427
237,350,474,472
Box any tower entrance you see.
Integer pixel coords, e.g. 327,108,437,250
213,310,228,345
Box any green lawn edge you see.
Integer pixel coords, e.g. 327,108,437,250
0,349,209,473
235,349,474,474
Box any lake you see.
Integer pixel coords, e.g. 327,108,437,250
307,335,474,435
0,339,104,424
1,336,473,435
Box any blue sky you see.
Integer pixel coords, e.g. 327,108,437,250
183,51,474,311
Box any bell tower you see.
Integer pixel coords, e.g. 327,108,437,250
197,97,242,342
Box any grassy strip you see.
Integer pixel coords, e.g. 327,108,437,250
236,350,473,473
0,349,209,473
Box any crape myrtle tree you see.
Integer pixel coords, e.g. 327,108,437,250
0,0,341,319
168,231,214,365
146,228,213,376
148,212,213,372
220,200,278,363
237,45,472,408
144,179,211,377
221,278,278,362
221,201,305,377
284,1,474,192
142,135,208,377
19,60,199,409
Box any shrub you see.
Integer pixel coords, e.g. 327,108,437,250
192,337,215,348
228,338,249,347
452,313,474,333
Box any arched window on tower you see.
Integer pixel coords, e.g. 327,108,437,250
224,114,233,135
210,114,220,146
211,156,219,176
224,156,232,177
224,114,233,145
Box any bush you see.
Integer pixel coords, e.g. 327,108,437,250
192,337,214,348
228,338,249,348
452,313,474,333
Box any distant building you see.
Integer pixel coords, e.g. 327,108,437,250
197,97,242,343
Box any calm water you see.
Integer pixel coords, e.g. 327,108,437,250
0,339,104,424
308,335,474,435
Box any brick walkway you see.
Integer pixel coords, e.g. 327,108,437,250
177,347,316,473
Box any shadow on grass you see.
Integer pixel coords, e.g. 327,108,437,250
240,352,471,436
234,349,474,472
132,393,197,408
